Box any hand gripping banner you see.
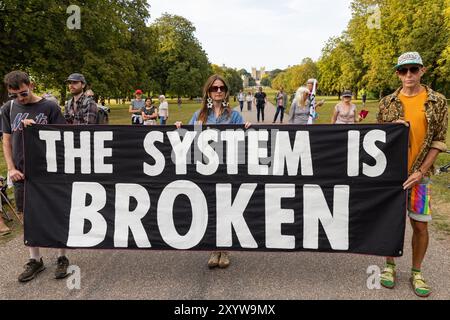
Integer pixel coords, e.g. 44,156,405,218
24,124,408,256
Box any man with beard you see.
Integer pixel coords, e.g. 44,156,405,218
64,73,98,124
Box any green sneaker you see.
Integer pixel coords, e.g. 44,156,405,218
380,263,396,289
410,271,431,298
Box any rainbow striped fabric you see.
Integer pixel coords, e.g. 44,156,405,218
408,182,431,215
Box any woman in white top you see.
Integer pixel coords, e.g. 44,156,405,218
288,86,310,125
158,95,169,125
246,92,253,111
331,90,361,124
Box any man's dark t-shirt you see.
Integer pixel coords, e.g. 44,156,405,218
1,98,66,172
254,92,267,106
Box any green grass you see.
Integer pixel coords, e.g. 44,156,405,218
1,96,449,245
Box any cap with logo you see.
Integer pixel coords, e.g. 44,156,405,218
395,52,423,70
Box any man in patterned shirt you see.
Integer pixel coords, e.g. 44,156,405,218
64,73,98,124
377,52,448,298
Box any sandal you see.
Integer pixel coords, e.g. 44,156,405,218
0,221,11,237
380,263,396,289
410,272,431,298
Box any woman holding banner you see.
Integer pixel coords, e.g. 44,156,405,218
175,74,251,269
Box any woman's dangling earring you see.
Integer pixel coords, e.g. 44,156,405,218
207,97,213,109
222,100,229,108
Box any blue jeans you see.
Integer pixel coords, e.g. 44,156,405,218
273,106,285,123
239,101,244,112
160,117,166,125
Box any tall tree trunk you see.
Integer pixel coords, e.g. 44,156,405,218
0,85,8,105
60,85,67,107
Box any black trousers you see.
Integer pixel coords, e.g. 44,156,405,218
256,104,265,122
273,106,285,123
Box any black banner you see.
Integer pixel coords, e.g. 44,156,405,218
24,124,408,256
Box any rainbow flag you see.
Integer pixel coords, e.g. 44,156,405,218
409,183,431,215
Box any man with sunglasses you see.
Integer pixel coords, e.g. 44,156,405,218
1,71,70,282
377,52,448,298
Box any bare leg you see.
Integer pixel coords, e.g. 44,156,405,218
410,219,429,270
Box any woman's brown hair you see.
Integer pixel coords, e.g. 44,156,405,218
198,74,231,124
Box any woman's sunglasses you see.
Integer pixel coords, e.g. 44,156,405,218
8,89,30,99
209,85,227,93
397,66,421,75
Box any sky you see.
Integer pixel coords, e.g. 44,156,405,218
149,0,353,72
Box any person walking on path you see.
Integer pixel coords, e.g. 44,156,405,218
246,91,253,111
273,87,288,124
377,52,448,298
238,89,245,112
130,90,145,125
331,90,362,124
253,87,267,123
175,74,251,269
1,71,69,282
361,88,367,107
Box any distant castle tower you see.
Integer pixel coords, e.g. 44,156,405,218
252,67,266,83
251,67,266,85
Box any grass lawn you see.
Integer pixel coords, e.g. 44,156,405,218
1,96,449,245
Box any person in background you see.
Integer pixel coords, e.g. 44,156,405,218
64,73,98,125
158,95,169,125
141,97,158,126
238,89,245,112
130,89,145,125
288,86,310,125
246,91,253,111
273,87,288,124
42,93,59,106
331,90,362,124
253,87,267,123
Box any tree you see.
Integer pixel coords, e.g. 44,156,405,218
271,58,319,93
149,14,211,96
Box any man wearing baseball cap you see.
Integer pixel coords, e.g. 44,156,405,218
377,52,448,297
64,73,98,124
129,89,145,125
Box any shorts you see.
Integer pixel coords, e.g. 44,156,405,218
408,178,432,222
13,181,24,213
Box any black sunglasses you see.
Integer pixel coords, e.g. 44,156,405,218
397,66,421,75
8,89,30,99
209,85,227,93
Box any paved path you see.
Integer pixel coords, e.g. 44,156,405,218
236,101,286,124
1,105,449,300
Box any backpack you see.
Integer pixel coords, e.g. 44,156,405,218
97,105,109,124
